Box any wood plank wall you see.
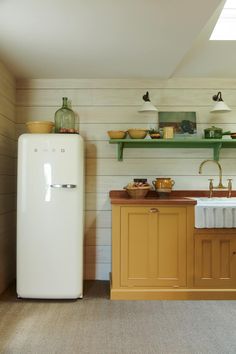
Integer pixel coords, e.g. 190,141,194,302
16,78,236,280
0,62,16,293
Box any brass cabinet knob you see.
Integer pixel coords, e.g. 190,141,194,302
149,208,159,213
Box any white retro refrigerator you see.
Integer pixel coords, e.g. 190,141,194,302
17,134,84,299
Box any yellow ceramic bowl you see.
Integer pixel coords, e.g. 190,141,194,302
26,121,54,133
128,129,147,139
107,130,127,139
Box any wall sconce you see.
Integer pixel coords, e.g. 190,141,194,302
210,91,231,113
139,91,158,112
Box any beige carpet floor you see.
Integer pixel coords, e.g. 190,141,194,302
0,281,236,354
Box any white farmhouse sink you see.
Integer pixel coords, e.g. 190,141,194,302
193,197,236,228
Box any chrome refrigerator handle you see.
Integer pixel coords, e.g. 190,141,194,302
50,184,77,189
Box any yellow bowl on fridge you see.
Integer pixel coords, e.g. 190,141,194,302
26,121,54,133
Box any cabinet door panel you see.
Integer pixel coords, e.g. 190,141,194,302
158,213,179,279
219,240,231,279
120,206,187,287
156,209,186,286
128,213,149,279
201,240,213,279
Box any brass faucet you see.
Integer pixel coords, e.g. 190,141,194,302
198,160,233,197
198,159,225,189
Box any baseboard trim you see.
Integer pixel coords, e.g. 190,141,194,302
110,287,236,300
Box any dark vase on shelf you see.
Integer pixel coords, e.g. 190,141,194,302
54,97,75,133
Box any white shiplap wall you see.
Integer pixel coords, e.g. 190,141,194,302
0,62,16,294
16,78,236,280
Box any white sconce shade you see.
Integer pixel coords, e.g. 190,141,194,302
139,91,158,112
210,91,231,113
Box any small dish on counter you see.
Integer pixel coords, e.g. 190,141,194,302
126,187,150,199
128,129,147,139
124,181,151,199
107,130,127,139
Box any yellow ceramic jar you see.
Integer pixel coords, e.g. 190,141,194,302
152,178,175,193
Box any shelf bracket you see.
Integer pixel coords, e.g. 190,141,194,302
117,143,124,161
213,143,222,161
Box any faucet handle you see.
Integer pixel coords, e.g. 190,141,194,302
208,178,214,198
227,179,233,198
227,178,233,187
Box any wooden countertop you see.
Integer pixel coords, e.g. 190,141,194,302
109,190,236,205
109,190,197,205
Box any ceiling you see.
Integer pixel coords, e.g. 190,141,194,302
0,0,229,79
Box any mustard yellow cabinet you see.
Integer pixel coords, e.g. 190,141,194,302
120,206,187,287
111,203,195,299
194,230,236,288
110,194,236,299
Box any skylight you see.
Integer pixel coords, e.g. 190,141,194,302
210,0,236,40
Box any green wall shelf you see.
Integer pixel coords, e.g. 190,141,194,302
109,138,236,161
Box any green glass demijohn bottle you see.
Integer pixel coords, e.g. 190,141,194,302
54,97,75,133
